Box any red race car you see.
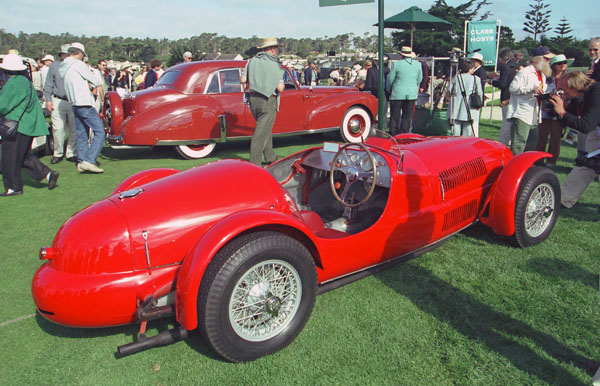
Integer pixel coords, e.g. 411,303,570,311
103,60,378,159
32,132,560,362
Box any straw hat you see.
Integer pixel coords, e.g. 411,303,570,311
119,61,132,71
60,44,70,55
399,46,416,58
0,53,26,71
469,52,484,63
257,37,279,49
7,49,19,55
41,54,55,62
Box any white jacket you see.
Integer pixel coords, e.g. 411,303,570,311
59,57,98,107
506,65,546,126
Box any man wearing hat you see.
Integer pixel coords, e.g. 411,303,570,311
240,37,284,165
386,46,422,135
59,42,105,173
182,51,193,63
40,54,54,86
43,43,77,164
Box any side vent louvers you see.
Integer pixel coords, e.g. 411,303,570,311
443,199,478,231
439,157,487,192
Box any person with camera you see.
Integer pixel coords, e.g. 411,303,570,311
506,54,551,155
535,54,574,167
446,60,483,136
548,71,600,208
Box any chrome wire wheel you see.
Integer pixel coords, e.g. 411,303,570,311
524,182,555,238
228,259,302,342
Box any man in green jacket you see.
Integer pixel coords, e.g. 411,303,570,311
241,37,284,166
386,47,423,135
0,54,59,196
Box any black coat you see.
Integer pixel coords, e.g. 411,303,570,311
491,59,518,102
472,66,487,95
364,64,390,99
589,60,600,82
561,82,600,134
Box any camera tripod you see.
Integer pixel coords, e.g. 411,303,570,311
430,50,477,136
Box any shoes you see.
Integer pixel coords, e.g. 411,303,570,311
0,190,23,197
66,156,78,163
47,171,59,190
77,161,104,173
50,156,64,164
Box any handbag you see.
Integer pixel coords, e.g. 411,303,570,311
469,78,483,109
0,82,33,140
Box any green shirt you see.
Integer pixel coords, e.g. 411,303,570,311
246,52,284,98
0,75,48,137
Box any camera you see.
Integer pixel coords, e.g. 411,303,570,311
536,90,564,117
575,150,600,173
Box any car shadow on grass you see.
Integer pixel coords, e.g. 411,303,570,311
376,264,590,385
559,203,600,222
525,257,598,289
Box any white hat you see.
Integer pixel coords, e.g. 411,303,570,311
60,44,70,54
119,61,132,70
0,53,27,71
183,51,192,58
257,37,279,49
399,46,416,58
469,52,484,62
69,42,87,57
42,54,54,62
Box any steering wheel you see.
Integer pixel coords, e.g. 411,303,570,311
329,142,377,208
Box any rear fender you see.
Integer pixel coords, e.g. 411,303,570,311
175,210,318,330
480,151,550,236
104,91,124,135
111,168,179,195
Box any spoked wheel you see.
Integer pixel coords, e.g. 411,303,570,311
198,231,317,362
340,106,371,143
174,143,217,159
514,166,560,247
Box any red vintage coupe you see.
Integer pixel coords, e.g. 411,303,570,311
103,60,378,159
32,132,560,362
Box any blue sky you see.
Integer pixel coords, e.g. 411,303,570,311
1,0,595,43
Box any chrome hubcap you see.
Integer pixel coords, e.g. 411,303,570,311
349,117,362,134
229,260,301,342
525,183,555,237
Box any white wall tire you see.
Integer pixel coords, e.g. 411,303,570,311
174,143,217,159
341,107,371,143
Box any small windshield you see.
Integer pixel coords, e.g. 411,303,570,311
155,71,179,86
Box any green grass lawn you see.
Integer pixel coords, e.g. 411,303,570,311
1,124,599,385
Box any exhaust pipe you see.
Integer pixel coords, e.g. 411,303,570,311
117,326,189,357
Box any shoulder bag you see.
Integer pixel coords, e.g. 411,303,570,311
0,82,33,140
469,76,483,109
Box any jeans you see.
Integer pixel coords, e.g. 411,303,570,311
72,105,105,164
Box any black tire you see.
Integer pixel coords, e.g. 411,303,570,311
514,166,560,247
197,231,317,362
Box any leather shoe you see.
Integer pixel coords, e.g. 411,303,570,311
66,156,78,163
47,171,59,190
0,190,23,197
50,157,64,164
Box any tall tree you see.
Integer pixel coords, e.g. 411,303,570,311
522,0,551,42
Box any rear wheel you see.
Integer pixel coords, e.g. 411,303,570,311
174,143,216,159
340,106,370,143
197,231,317,362
514,166,560,247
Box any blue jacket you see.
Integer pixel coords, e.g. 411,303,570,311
386,58,422,100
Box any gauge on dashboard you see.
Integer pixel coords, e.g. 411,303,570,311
349,153,359,163
360,154,373,171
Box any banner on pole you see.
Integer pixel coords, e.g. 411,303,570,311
319,0,374,6
466,20,499,67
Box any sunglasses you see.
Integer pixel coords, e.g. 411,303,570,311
589,48,599,52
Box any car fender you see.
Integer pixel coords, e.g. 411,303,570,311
111,168,180,195
175,209,318,330
481,151,550,236
121,97,224,145
104,91,124,135
305,92,378,131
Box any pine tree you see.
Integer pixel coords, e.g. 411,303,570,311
554,17,573,40
523,0,552,42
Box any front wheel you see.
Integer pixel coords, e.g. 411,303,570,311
174,143,216,159
198,231,317,362
513,166,560,247
340,106,371,143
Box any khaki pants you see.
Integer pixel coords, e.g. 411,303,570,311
561,129,600,208
249,93,278,165
51,97,77,158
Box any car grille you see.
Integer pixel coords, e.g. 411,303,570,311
438,157,487,192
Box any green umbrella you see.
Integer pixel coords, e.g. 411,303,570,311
375,6,452,49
